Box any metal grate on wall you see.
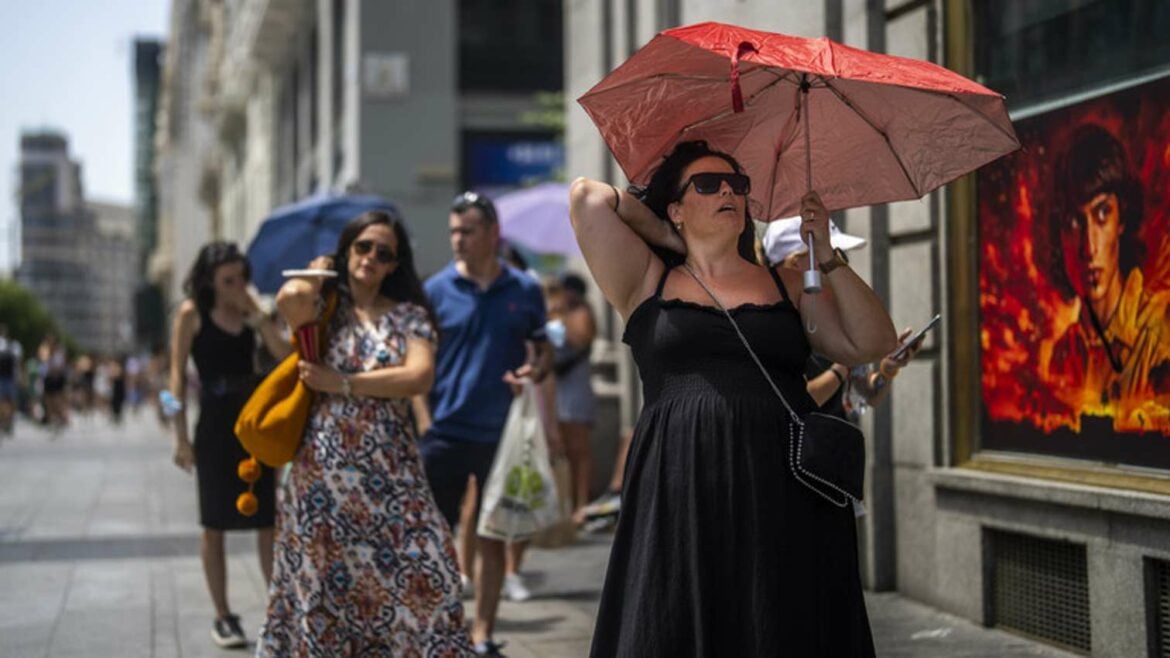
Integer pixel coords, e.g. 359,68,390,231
987,529,1091,654
1149,558,1170,657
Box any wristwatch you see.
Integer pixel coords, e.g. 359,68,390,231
818,249,848,275
340,374,353,397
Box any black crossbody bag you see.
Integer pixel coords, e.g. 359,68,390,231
683,264,865,508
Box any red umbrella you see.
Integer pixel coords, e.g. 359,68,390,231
578,21,1020,221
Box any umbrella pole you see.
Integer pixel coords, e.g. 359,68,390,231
801,75,822,294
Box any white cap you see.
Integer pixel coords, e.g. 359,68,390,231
762,216,867,265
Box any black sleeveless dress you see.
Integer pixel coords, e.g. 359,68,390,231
190,309,276,530
589,266,875,657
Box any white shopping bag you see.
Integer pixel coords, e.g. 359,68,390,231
477,380,560,542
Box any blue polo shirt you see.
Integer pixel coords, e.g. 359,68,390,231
425,262,547,443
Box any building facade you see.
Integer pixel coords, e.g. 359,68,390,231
17,134,138,355
88,201,139,355
153,0,564,299
152,0,219,306
17,133,92,346
567,1,1170,656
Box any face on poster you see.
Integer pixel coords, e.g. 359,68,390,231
978,74,1170,467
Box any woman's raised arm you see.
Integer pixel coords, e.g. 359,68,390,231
569,178,679,318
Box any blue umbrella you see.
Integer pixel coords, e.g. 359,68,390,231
246,194,398,293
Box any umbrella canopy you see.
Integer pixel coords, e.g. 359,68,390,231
247,194,398,293
494,182,578,256
578,22,1020,220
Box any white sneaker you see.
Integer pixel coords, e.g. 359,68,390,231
502,573,532,602
461,573,475,600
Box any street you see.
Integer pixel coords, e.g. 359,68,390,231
0,412,1075,658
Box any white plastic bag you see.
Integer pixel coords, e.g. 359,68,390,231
477,381,559,542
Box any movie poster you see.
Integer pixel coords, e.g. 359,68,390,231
978,75,1170,468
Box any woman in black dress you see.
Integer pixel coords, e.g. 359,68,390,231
168,242,290,649
569,141,897,656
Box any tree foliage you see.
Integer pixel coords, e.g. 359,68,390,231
0,279,77,356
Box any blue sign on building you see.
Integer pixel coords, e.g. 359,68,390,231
465,134,564,189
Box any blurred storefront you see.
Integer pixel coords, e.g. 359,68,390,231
566,1,1170,655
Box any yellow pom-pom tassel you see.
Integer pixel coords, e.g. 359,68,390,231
237,457,262,484
236,491,259,516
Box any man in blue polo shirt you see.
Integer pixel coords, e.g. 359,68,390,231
421,191,552,657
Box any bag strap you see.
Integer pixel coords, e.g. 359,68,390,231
683,264,861,511
682,264,802,426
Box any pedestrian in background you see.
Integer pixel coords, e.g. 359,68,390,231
22,346,43,425
74,354,96,418
421,192,553,657
39,335,69,431
125,353,144,415
108,355,127,425
495,271,566,604
762,217,925,417
257,210,473,656
145,342,171,428
546,273,598,525
0,325,23,437
168,241,290,649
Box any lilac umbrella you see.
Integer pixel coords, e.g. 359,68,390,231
494,182,579,256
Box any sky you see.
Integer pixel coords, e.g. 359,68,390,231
0,0,169,273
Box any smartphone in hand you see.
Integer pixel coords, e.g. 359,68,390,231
891,313,941,360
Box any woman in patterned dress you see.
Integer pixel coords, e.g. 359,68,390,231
257,210,474,657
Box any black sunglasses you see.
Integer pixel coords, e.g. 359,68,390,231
451,191,498,224
352,239,397,264
676,172,751,199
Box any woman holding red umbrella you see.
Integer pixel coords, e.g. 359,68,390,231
569,140,896,656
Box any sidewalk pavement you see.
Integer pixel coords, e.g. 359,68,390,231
0,413,1075,657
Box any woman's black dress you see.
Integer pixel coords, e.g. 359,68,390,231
190,309,275,530
590,266,875,657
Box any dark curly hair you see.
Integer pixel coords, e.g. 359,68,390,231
634,140,756,267
1048,124,1145,300
182,241,251,313
324,210,436,326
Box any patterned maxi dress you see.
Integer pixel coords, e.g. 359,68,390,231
257,298,473,657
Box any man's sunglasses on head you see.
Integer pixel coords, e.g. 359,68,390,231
451,191,498,223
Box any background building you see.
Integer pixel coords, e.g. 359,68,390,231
567,2,1170,657
16,133,137,355
88,200,138,355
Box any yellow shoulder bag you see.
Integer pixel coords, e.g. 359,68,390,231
234,292,338,515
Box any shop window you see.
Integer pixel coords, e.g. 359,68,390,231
973,0,1170,109
459,0,562,92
